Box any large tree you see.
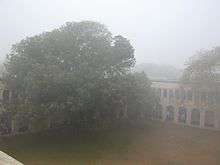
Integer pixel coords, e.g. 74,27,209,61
4,21,156,123
182,47,220,88
182,47,220,109
5,21,135,106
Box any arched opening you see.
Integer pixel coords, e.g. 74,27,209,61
191,109,200,126
166,105,174,121
204,111,214,127
178,107,187,123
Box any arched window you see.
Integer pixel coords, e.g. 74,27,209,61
163,89,167,98
191,109,200,125
204,111,214,127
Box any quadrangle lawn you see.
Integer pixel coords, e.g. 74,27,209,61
1,121,220,165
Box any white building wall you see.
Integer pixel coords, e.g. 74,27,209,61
152,81,220,131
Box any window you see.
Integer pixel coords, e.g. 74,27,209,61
181,89,186,100
175,89,180,99
191,109,200,125
169,89,173,98
204,111,214,127
163,89,167,98
201,92,207,103
169,89,174,99
194,91,199,103
207,92,214,105
187,90,193,101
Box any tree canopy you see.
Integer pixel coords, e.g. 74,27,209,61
182,47,220,88
5,21,135,103
4,21,155,121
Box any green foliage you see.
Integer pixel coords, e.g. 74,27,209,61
182,47,220,87
86,72,156,120
182,47,220,107
5,21,134,103
4,21,155,121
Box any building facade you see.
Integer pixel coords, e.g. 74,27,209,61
152,80,220,130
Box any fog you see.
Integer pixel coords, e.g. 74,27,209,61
1,0,220,68
1,1,220,164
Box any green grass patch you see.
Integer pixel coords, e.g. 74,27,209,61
1,121,220,165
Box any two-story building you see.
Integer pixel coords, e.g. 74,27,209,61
152,80,220,130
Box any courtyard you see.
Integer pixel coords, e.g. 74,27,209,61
0,121,220,165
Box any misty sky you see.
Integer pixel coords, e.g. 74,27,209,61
1,0,220,68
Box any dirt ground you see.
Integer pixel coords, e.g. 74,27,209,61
1,121,220,165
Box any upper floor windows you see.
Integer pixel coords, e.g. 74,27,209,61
187,90,193,101
181,89,186,100
169,89,174,99
201,92,207,103
175,89,180,100
154,85,218,105
163,89,167,98
207,92,215,105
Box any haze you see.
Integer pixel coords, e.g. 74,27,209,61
1,0,220,68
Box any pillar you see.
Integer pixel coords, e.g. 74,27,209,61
186,109,191,125
162,106,166,121
200,109,205,128
174,107,178,123
214,111,219,129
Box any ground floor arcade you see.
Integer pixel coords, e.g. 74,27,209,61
151,105,220,130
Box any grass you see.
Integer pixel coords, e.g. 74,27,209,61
1,121,220,165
